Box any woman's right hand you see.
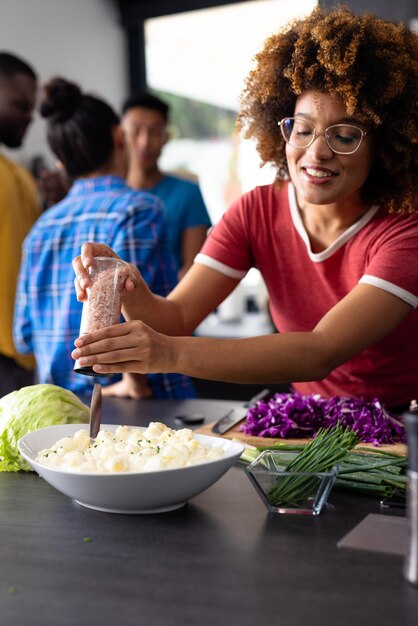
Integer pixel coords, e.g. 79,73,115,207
71,319,180,375
72,242,140,302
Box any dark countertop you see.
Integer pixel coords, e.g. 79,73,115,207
1,397,417,626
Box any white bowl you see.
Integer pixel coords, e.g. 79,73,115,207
18,424,244,514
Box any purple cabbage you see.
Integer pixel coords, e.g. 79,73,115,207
241,391,406,446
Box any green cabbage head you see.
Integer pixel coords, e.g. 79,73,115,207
0,384,89,472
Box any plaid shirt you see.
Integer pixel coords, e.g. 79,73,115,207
14,176,195,399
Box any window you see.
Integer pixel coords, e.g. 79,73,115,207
145,0,317,305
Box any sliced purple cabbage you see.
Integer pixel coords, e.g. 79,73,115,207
241,391,406,446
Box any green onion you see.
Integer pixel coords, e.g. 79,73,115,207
354,446,406,458
240,436,408,500
257,443,306,452
267,425,359,506
240,447,263,465
335,478,393,497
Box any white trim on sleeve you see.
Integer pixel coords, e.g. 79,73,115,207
359,275,417,308
194,253,247,279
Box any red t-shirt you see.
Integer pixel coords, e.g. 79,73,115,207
196,183,418,407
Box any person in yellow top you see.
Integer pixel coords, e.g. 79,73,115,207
0,52,40,397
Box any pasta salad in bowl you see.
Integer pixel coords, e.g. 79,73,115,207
19,422,244,514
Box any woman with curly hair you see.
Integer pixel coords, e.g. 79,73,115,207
71,6,418,412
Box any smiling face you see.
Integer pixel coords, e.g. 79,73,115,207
0,72,37,148
285,91,375,210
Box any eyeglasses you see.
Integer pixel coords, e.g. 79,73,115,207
278,117,371,155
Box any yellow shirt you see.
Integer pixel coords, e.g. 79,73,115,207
0,153,40,369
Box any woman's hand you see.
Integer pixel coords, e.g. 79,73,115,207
102,373,153,399
71,320,179,375
72,242,140,302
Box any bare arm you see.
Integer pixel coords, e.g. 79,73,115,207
73,242,239,335
178,225,209,280
173,283,412,382
72,283,412,385
122,260,239,336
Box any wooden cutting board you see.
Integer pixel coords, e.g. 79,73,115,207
196,421,408,456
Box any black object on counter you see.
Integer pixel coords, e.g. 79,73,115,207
175,413,205,426
211,388,271,434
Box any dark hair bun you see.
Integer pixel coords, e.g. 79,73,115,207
40,77,82,122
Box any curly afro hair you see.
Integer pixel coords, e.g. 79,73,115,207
237,6,418,213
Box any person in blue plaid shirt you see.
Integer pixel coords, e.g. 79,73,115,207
13,76,195,400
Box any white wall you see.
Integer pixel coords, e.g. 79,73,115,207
0,0,128,167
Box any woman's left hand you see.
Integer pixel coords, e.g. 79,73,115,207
72,320,179,375
72,242,140,302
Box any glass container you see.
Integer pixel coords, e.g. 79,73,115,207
74,256,129,377
245,450,338,515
